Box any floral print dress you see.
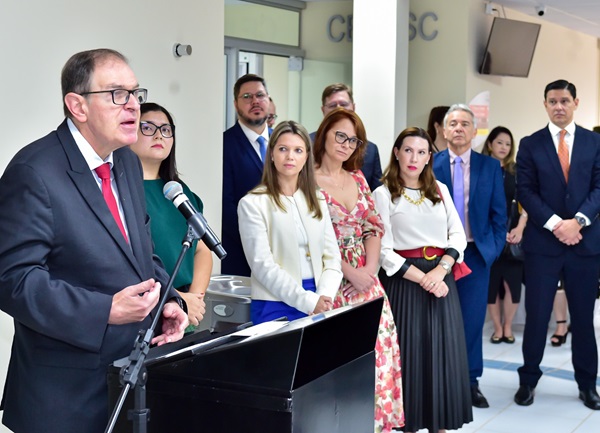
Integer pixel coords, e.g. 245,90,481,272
320,171,404,433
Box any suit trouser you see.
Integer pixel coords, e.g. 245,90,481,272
518,251,599,390
456,243,490,385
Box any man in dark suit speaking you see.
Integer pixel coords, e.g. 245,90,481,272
514,79,600,410
0,49,188,433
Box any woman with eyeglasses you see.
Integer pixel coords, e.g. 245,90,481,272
130,102,210,330
238,120,342,324
314,108,404,433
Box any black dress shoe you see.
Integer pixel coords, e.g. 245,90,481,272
471,385,489,408
579,388,600,410
514,385,535,406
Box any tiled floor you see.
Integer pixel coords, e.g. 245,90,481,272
442,308,600,433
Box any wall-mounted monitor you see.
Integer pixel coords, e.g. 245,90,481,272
479,17,541,78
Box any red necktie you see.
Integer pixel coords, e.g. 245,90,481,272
95,163,128,242
558,129,569,182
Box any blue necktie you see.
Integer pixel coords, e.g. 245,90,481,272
453,156,466,228
257,136,267,162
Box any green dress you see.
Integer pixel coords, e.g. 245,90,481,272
144,179,204,291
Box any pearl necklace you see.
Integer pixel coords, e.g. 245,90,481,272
402,189,425,206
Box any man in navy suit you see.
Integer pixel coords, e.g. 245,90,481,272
514,80,600,410
433,104,506,408
0,49,188,433
309,83,383,191
222,74,271,276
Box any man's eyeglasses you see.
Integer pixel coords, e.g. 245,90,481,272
324,101,352,110
238,92,268,103
334,131,363,149
140,121,175,138
267,114,278,121
79,88,148,105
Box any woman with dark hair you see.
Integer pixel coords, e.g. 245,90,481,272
238,120,342,324
373,127,472,433
426,105,450,152
314,108,404,432
482,126,527,343
130,102,210,329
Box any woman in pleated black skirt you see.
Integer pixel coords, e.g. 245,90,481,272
373,127,473,432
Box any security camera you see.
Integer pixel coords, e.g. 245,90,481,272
535,5,546,16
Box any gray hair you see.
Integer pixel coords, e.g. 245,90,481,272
443,103,477,128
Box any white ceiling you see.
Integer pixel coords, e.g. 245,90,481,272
482,1,600,38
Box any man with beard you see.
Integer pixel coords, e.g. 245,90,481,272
222,74,271,276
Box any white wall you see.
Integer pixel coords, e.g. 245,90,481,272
0,2,224,430
466,5,599,144
299,0,353,132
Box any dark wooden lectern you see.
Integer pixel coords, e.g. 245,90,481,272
107,297,383,433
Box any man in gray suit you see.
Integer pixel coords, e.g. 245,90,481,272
0,49,188,433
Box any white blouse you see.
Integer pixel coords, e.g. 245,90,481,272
285,195,314,279
373,181,467,277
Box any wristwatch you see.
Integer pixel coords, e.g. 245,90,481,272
439,259,452,275
575,216,587,228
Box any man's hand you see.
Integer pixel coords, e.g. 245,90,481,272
151,300,188,346
109,279,161,325
553,219,583,245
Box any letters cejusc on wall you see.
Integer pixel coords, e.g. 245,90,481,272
327,12,439,43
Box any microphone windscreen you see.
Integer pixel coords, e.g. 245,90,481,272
163,181,184,201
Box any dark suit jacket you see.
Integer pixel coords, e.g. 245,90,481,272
222,122,266,276
433,149,507,266
517,125,600,255
0,120,172,433
309,131,383,191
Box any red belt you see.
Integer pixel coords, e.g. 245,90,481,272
394,247,444,261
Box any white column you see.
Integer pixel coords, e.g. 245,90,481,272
352,0,410,163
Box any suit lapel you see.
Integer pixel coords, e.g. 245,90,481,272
569,125,586,183
234,123,265,172
58,122,143,277
541,127,567,187
112,153,144,277
469,151,481,203
437,151,453,196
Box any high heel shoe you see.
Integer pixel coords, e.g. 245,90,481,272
550,320,569,347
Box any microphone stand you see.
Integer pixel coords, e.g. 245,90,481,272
105,223,203,433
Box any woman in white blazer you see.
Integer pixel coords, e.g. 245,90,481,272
238,120,343,324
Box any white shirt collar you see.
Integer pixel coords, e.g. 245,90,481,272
448,146,472,164
67,118,114,170
238,120,269,144
548,120,576,138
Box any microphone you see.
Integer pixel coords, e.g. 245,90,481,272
163,181,227,260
